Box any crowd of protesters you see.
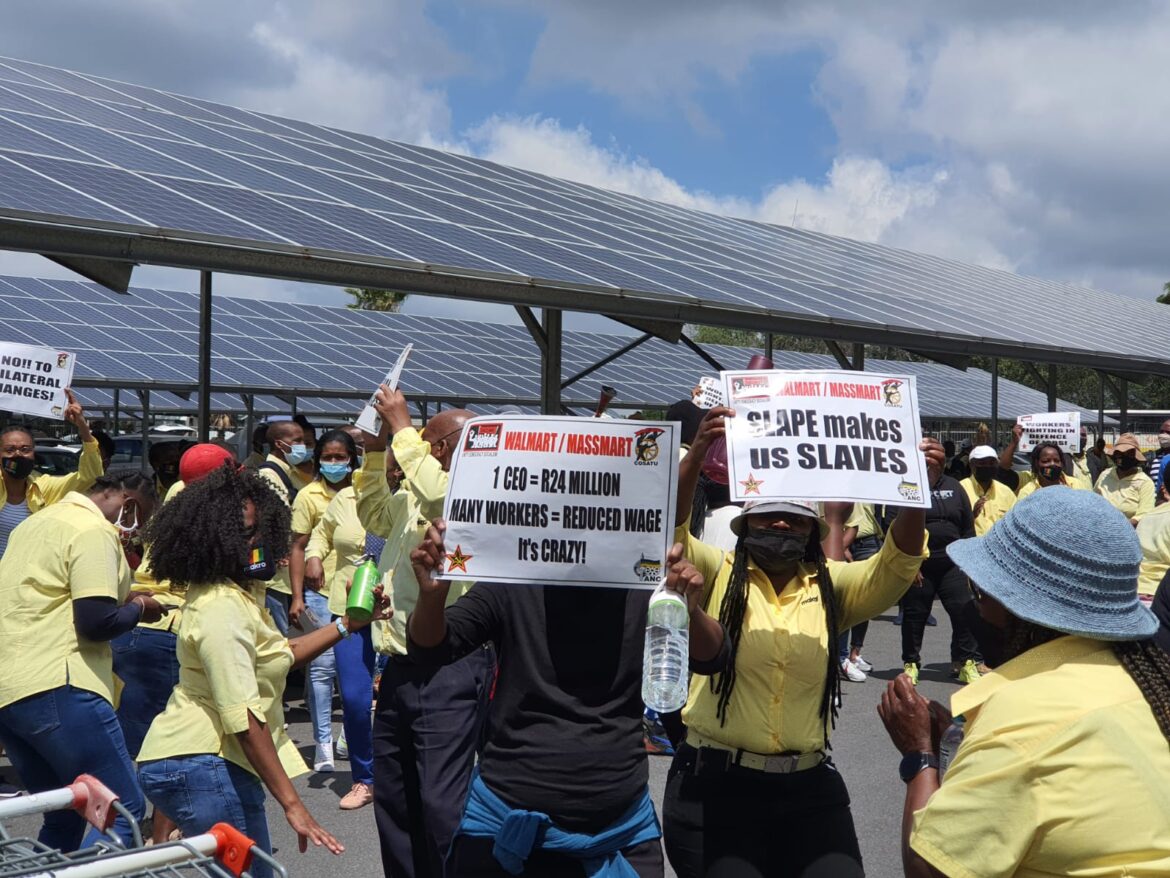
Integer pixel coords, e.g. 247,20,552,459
0,386,1168,878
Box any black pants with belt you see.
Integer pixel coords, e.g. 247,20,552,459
373,647,494,878
901,560,980,666
663,745,863,878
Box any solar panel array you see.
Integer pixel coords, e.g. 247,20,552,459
0,56,1166,375
0,275,1105,423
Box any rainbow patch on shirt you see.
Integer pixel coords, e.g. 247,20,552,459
246,547,266,570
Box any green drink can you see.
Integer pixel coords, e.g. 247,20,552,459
346,554,380,623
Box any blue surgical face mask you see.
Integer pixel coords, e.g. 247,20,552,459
319,461,351,484
283,443,311,466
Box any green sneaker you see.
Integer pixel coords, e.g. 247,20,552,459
957,659,982,685
903,662,920,685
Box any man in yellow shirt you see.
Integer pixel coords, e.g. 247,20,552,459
256,420,312,633
960,446,1015,536
879,487,1170,878
1096,432,1156,524
357,387,492,878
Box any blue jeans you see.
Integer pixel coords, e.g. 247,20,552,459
265,589,290,636
302,589,336,747
0,686,145,851
333,620,375,785
111,627,180,757
139,755,272,878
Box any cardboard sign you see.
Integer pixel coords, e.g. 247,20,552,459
438,415,679,588
0,342,76,420
1017,412,1080,453
355,345,412,435
722,369,929,507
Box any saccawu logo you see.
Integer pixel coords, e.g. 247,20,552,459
463,422,503,454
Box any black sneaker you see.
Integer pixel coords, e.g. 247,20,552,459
0,782,22,798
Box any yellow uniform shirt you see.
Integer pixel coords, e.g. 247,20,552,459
959,477,1016,536
134,481,186,633
844,503,883,540
0,438,104,511
0,492,130,709
1016,470,1086,500
911,636,1170,877
356,430,469,656
256,455,311,595
1095,467,1156,521
306,487,364,618
1070,452,1092,486
291,479,338,601
677,522,926,754
138,580,306,780
1136,503,1170,597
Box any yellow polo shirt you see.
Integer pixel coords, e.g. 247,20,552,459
0,492,130,709
911,636,1170,877
1016,470,1086,500
356,429,469,656
959,477,1016,536
1095,468,1156,521
1137,503,1170,597
306,488,364,617
0,438,104,511
291,478,339,601
677,521,927,755
845,503,883,540
1070,452,1092,486
256,455,311,596
133,481,187,633
138,579,306,780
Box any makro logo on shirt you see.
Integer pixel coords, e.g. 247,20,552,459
464,423,503,455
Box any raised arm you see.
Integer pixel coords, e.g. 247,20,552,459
676,406,734,529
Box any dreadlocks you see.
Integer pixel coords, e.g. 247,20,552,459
1115,640,1170,743
708,531,842,740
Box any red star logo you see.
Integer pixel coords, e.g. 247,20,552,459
445,545,473,573
739,473,764,495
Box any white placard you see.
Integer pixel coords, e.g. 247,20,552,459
355,345,413,435
693,376,725,409
0,342,76,420
722,369,929,507
438,415,680,588
1017,412,1080,453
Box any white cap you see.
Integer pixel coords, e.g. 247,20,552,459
969,445,998,462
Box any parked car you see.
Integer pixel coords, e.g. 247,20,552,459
34,444,81,476
111,434,194,467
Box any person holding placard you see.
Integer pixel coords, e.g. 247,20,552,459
997,424,1087,496
0,388,102,557
407,524,727,878
1095,433,1156,525
960,446,1016,536
661,406,938,878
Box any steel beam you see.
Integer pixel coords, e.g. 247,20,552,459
991,358,1000,443
198,271,212,442
679,334,727,373
561,334,652,390
541,309,562,415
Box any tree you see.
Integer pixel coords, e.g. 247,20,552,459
1158,281,1170,305
345,287,409,312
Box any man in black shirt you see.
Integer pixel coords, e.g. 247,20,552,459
408,523,727,878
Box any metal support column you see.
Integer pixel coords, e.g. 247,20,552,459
291,396,298,417
541,309,563,415
242,394,254,463
112,389,120,436
1120,377,1129,433
198,271,213,442
851,343,865,372
137,389,150,474
1097,373,1105,439
1046,364,1058,412
991,358,1000,443
765,333,774,361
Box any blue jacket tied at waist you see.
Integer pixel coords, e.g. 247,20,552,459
457,769,662,876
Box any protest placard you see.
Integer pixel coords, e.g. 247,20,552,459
1017,412,1080,453
693,376,725,409
354,344,412,435
721,369,929,507
438,415,679,588
0,341,76,420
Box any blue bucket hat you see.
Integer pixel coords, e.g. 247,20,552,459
946,486,1157,641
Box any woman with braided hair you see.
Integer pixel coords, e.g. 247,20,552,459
662,406,938,878
879,486,1170,877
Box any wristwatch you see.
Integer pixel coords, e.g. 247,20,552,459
899,751,939,783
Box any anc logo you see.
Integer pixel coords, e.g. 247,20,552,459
881,379,904,408
463,422,503,455
897,480,922,503
634,427,664,465
633,554,662,583
56,353,69,368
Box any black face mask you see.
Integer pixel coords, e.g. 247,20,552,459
242,545,278,582
156,463,180,485
743,527,809,573
1116,457,1140,472
1,456,35,480
1039,465,1064,482
972,466,996,485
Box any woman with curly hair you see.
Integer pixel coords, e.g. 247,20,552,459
0,470,162,850
136,465,388,875
662,406,937,878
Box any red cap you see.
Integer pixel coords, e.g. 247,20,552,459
179,444,237,485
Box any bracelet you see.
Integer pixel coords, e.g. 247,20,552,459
335,618,351,639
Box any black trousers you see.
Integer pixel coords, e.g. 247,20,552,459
901,561,980,665
663,746,863,878
373,648,494,878
446,835,663,877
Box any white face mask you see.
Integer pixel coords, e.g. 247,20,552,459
116,502,140,539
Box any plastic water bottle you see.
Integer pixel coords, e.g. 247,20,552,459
939,715,966,781
642,585,689,713
346,554,380,623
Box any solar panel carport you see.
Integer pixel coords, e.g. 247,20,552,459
0,55,1158,437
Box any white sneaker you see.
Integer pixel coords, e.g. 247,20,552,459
335,730,348,759
840,659,867,683
853,655,874,673
314,742,335,773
